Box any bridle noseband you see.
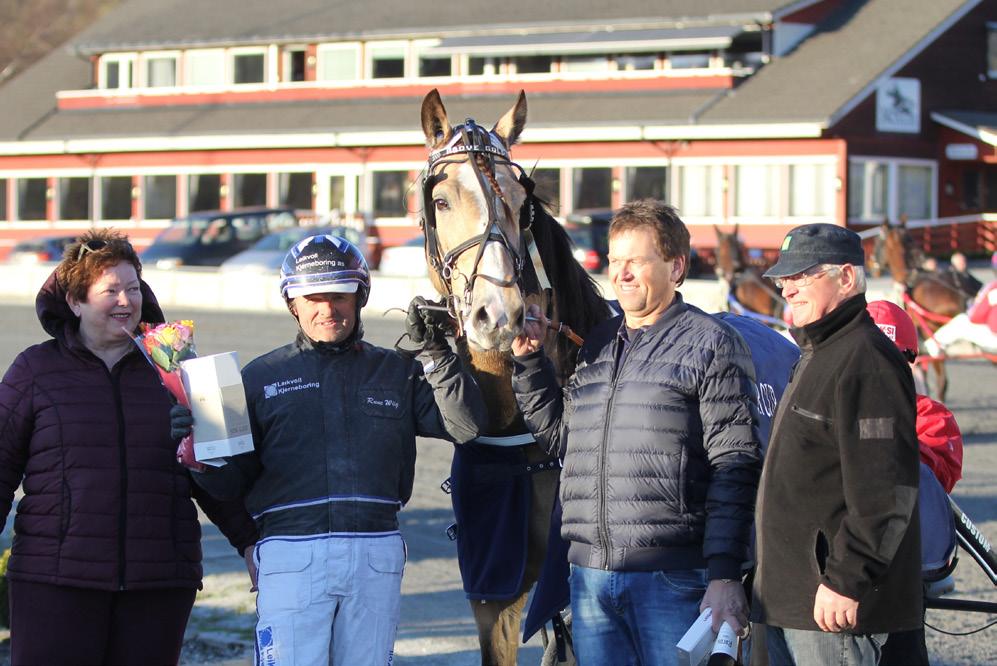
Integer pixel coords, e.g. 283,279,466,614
421,119,541,334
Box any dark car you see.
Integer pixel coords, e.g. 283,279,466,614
564,209,612,272
141,207,311,269
7,235,78,264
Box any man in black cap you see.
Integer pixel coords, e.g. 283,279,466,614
751,223,921,665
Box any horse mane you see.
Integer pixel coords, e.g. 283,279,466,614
522,197,613,379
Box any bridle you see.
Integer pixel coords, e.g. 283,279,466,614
420,118,549,337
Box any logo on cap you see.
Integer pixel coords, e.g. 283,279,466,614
782,236,792,250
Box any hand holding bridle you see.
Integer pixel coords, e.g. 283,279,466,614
512,303,546,357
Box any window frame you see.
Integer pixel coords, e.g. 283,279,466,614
229,46,268,86
847,156,937,224
184,48,227,88
99,53,136,90
316,43,361,82
366,40,410,79
141,50,180,88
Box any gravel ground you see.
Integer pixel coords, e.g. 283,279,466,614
0,272,994,665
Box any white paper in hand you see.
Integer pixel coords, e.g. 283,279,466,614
180,352,254,466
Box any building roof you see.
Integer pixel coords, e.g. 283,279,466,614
0,0,984,148
73,0,797,52
932,110,997,146
699,0,978,126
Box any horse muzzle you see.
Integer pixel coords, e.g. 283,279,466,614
464,294,525,351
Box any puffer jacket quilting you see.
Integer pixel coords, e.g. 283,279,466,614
513,294,761,577
0,271,258,591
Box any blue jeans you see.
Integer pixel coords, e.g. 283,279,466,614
766,625,887,666
569,564,707,666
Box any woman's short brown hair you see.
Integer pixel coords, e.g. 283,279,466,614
609,199,691,285
57,229,142,302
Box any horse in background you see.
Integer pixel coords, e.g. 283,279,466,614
714,224,785,324
419,89,611,665
880,221,969,400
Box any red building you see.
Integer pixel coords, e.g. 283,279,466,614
0,0,993,259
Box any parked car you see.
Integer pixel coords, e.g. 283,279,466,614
7,235,78,264
141,207,310,269
378,236,428,277
219,224,368,275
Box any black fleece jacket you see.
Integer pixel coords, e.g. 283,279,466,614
751,294,922,634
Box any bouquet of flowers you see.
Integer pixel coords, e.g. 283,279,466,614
131,320,204,471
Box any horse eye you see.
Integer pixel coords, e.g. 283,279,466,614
433,198,450,212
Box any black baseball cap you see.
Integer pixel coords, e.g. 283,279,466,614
763,223,865,278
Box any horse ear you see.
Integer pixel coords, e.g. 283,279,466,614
492,90,527,148
421,88,451,150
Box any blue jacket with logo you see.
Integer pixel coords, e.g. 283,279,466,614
192,334,485,538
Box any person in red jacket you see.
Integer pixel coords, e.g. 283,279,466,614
866,300,963,492
924,252,997,358
866,299,964,666
0,229,258,666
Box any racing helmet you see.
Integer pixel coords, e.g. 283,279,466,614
279,234,370,306
866,300,918,360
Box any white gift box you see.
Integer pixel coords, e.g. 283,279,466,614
676,607,717,666
180,351,254,466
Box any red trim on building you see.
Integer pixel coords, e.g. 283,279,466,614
56,75,735,110
779,0,846,25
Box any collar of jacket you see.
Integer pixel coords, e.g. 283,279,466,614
615,291,687,343
294,325,365,355
791,292,869,350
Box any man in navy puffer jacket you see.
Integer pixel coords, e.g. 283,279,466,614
512,200,762,665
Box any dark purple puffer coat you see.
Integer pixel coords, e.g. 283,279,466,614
0,271,258,591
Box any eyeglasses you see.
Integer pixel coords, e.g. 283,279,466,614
77,240,108,261
772,266,839,290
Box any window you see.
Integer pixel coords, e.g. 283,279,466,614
283,48,306,82
468,57,498,76
986,168,997,211
898,165,932,220
279,173,312,209
329,175,346,212
668,51,711,69
189,174,221,212
101,54,134,89
532,168,561,216
625,166,667,202
572,168,612,210
317,44,359,81
369,43,406,79
0,179,7,220
144,54,177,87
186,49,226,87
17,178,46,220
419,56,451,77
101,177,132,220
789,164,833,217
144,175,176,219
233,173,267,208
372,171,409,217
617,54,657,71
561,56,610,74
989,24,997,79
512,56,552,74
233,51,265,84
677,165,721,217
59,177,91,220
735,165,779,217
847,161,888,220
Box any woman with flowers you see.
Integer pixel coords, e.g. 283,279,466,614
0,229,257,665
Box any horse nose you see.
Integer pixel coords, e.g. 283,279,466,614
472,299,509,332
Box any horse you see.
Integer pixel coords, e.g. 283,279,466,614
713,224,785,325
418,89,612,665
880,222,968,401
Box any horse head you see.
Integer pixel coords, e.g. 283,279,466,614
420,89,530,352
882,223,924,286
713,223,744,282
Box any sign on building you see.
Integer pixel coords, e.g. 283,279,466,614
876,77,920,134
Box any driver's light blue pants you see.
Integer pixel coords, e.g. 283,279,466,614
254,533,405,666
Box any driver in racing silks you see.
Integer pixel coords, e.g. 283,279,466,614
171,234,487,666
